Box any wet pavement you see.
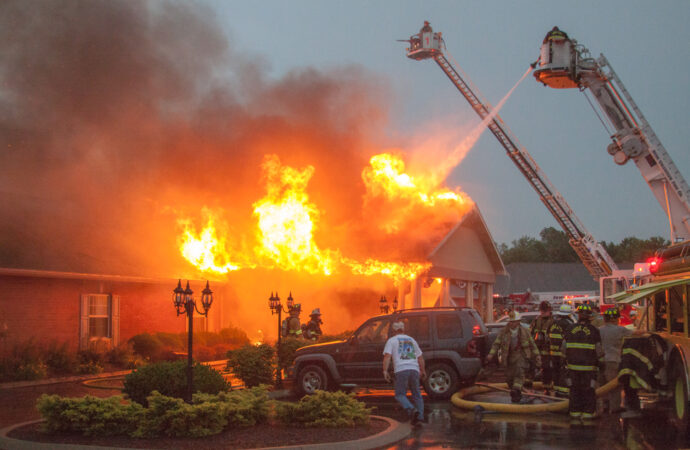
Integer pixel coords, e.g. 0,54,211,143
356,387,686,449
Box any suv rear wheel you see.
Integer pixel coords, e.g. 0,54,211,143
423,362,459,400
296,364,328,396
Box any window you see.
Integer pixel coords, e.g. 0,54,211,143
80,294,120,350
355,319,390,344
437,313,463,339
401,315,430,342
88,295,110,338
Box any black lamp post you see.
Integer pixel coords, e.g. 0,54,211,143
269,291,293,388
379,296,389,314
173,279,213,403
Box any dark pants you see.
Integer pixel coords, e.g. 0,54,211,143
569,372,597,419
552,356,569,397
541,354,553,386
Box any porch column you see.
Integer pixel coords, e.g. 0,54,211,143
465,281,474,309
412,277,422,308
440,279,452,306
486,284,494,323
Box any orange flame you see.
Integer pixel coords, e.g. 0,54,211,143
177,152,471,282
252,155,339,276
177,210,250,273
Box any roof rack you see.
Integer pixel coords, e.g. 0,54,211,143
391,306,471,314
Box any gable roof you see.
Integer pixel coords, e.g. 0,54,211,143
494,262,599,294
426,206,506,283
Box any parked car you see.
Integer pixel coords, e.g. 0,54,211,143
286,307,488,400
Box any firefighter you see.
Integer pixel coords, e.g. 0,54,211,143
548,304,573,398
486,311,541,403
530,300,555,393
563,304,604,422
283,303,303,338
420,20,432,33
598,307,633,413
303,308,323,341
543,26,569,43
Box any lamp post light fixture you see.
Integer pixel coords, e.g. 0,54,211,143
268,291,294,388
379,296,389,314
392,296,398,312
173,279,213,403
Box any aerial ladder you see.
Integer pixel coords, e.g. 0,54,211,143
402,22,617,280
533,27,690,243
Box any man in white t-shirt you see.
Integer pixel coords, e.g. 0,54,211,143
382,321,426,426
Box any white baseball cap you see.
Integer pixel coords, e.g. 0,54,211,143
392,321,405,331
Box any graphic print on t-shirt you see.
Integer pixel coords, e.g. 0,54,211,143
398,338,416,360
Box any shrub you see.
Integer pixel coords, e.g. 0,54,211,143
154,332,184,350
277,337,309,371
132,391,227,438
37,394,143,436
43,341,78,375
0,339,46,381
123,360,228,405
128,333,164,361
218,326,250,347
192,345,215,362
106,343,137,368
274,390,372,427
226,344,275,388
77,361,103,375
193,386,270,427
78,349,104,365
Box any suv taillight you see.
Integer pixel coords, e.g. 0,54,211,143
472,325,481,336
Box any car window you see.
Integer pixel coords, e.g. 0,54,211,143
400,315,430,342
436,313,463,339
354,318,390,344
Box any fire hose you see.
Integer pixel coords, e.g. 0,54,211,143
451,378,620,413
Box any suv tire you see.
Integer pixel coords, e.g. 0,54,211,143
296,364,329,396
423,362,459,400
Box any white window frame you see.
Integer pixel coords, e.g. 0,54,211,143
80,294,120,349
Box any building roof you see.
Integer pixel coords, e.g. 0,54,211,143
426,206,507,283
494,262,599,295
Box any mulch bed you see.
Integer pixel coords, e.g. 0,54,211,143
8,418,390,449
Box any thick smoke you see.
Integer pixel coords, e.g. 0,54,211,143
0,1,469,334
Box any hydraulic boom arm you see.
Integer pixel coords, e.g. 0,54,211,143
403,23,617,279
533,27,690,242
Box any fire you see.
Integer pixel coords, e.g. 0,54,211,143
177,211,248,273
344,258,431,281
363,153,468,207
177,152,471,282
252,155,338,276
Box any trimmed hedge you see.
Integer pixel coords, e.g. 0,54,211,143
226,344,275,388
274,391,372,427
37,387,271,438
123,360,228,405
37,395,143,436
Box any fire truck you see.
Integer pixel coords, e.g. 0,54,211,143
401,23,634,322
531,26,690,330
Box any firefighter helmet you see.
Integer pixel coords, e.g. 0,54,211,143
576,304,593,315
604,308,620,320
310,308,321,316
539,300,551,312
508,311,521,322
556,304,573,316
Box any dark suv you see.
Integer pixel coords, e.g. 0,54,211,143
287,307,488,400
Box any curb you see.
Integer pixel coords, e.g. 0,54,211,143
0,416,409,450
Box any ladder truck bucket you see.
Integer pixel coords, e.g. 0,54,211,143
533,26,579,89
404,21,443,60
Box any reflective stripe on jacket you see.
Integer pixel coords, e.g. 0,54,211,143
563,321,603,373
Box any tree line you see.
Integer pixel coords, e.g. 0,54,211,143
498,227,669,265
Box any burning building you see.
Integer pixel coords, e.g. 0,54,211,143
0,1,505,349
